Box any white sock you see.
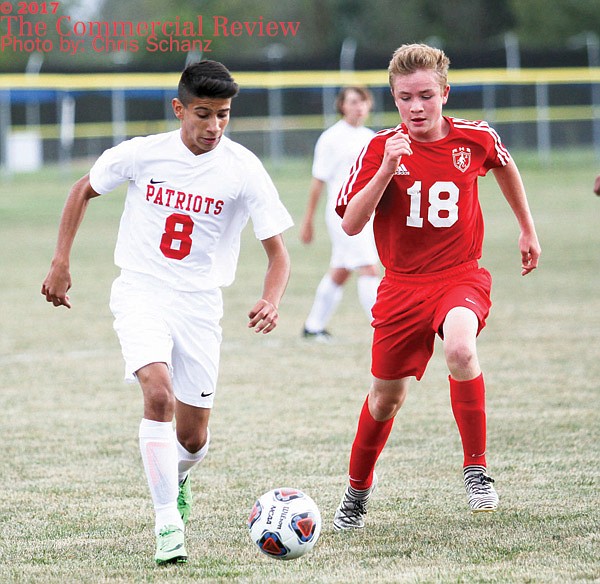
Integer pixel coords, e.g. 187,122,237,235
357,275,379,322
304,274,343,332
138,418,184,535
177,428,211,483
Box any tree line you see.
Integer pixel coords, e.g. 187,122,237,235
1,0,598,72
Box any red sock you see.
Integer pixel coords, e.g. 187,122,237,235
348,396,394,490
449,373,487,467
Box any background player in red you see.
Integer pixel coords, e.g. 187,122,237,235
41,61,293,563
299,87,379,341
333,44,541,530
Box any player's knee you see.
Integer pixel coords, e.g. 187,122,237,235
141,383,176,420
330,268,351,286
444,342,478,376
369,387,406,421
179,431,208,454
179,439,198,454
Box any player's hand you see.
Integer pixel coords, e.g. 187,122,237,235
41,263,72,308
381,131,412,175
593,174,600,196
299,218,314,244
519,232,541,276
248,299,279,334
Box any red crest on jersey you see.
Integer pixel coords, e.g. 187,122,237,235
452,147,471,173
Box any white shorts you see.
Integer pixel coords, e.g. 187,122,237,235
109,270,223,408
326,205,379,270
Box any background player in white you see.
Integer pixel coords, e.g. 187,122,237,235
299,87,380,341
41,60,293,565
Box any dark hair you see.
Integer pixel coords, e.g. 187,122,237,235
178,60,239,104
335,86,373,115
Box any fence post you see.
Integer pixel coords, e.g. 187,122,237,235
593,81,600,162
266,44,286,164
112,88,126,146
322,86,337,129
535,82,551,165
164,89,173,128
0,90,10,175
482,83,496,126
59,92,76,168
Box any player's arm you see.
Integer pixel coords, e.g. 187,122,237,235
594,174,600,196
491,159,541,276
341,131,412,235
248,234,291,334
41,174,101,308
299,178,325,244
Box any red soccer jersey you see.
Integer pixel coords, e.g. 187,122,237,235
336,116,510,274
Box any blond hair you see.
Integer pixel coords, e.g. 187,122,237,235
388,44,450,90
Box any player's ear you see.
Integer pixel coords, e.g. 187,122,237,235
172,98,185,120
442,84,450,104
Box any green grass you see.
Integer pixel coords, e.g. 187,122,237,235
0,150,599,583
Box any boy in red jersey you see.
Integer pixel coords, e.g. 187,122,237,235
333,44,541,529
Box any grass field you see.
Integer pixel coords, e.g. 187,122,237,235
0,150,599,583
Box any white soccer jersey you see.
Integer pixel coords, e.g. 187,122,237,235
89,130,293,291
312,119,374,220
311,119,378,269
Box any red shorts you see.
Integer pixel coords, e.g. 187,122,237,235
371,260,492,381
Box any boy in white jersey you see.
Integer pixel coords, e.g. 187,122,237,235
41,61,293,565
300,87,380,340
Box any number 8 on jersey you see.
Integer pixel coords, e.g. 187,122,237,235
160,213,194,260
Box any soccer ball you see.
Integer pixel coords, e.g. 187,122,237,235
248,488,322,560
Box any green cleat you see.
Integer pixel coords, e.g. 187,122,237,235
178,475,192,525
155,525,187,565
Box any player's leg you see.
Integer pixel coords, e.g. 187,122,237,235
110,275,187,563
136,362,187,564
350,377,409,489
333,377,410,530
175,401,211,472
304,210,359,340
333,272,436,530
442,306,498,511
138,361,177,420
347,215,379,321
174,401,211,524
303,267,350,340
443,306,481,381
169,285,222,527
356,264,379,321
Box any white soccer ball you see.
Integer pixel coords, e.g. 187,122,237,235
248,488,322,560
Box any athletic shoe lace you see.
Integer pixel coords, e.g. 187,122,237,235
339,495,368,519
465,471,495,494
